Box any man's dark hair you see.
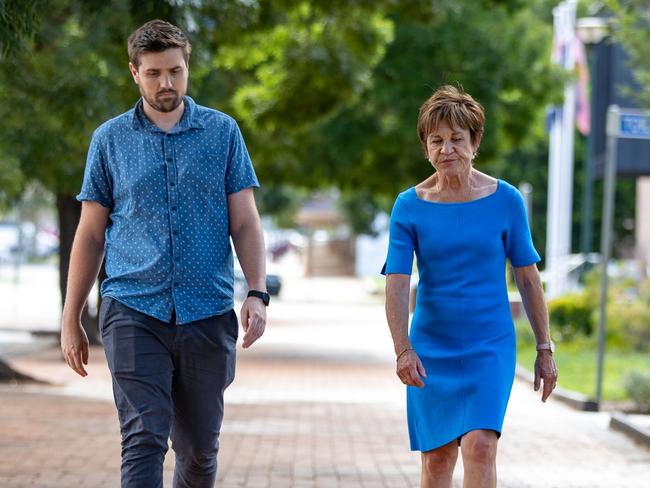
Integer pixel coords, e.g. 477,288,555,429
127,19,191,69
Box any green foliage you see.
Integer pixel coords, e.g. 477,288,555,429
302,0,561,200
0,0,183,196
187,0,399,191
548,293,594,340
214,3,393,132
194,0,562,209
606,302,650,351
255,185,304,229
0,0,571,241
0,0,44,57
0,0,43,208
546,267,650,351
604,275,650,351
0,155,23,210
624,370,650,411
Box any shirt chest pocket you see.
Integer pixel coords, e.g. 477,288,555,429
177,152,227,198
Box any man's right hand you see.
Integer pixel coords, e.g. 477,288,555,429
61,319,90,377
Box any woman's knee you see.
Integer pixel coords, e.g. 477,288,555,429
462,431,498,464
422,444,458,475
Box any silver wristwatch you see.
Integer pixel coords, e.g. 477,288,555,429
536,341,555,353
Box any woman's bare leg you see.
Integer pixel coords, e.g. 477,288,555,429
460,430,498,488
421,439,459,488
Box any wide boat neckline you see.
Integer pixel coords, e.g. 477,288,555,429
410,179,501,206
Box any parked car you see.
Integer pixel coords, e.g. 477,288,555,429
265,273,282,296
0,222,59,262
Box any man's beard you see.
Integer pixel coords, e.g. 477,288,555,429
142,88,183,113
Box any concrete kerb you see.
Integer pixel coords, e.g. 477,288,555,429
0,359,50,384
610,412,650,448
516,364,650,448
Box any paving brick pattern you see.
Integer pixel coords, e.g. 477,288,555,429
1,277,649,487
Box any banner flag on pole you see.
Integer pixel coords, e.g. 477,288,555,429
574,35,591,135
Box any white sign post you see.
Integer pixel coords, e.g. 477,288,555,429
595,105,650,408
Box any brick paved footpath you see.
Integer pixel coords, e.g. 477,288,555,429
1,277,649,487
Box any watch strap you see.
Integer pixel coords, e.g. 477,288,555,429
536,341,555,353
247,289,270,306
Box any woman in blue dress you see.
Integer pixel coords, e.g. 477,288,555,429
383,85,558,488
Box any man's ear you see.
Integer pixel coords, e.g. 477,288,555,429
129,62,139,85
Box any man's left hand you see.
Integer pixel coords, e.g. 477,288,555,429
240,296,266,348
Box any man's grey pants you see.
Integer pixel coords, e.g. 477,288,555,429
99,297,238,488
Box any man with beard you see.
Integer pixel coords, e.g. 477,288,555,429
60,20,269,488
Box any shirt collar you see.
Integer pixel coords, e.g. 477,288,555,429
131,96,205,133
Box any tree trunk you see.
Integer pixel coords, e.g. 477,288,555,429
56,194,101,345
0,358,42,383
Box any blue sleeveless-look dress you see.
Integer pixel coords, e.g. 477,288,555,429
382,180,540,452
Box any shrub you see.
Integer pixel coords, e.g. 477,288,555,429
514,317,536,346
606,302,650,352
624,371,650,412
548,293,593,341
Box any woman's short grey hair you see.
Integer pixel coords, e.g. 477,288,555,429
417,85,485,155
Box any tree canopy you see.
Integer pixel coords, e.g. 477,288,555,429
0,0,561,229
0,0,42,57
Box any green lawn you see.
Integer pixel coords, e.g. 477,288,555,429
515,320,650,401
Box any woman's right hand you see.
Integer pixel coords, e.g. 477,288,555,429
396,349,427,387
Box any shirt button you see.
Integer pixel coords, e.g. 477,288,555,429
174,282,179,287
175,256,180,262
171,206,177,211
173,230,178,236
170,182,175,187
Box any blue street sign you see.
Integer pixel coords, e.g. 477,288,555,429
619,112,650,139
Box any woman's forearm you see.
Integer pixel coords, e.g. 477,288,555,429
514,265,551,344
385,274,412,355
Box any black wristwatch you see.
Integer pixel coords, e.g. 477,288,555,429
247,290,270,306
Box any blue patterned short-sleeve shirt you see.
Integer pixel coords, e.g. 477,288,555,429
77,96,259,324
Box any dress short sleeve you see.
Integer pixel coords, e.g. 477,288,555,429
76,130,114,208
381,196,415,275
225,120,260,195
506,188,540,267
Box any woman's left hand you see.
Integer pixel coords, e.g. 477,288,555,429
534,351,558,402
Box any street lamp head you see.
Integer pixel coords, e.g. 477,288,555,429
576,17,609,45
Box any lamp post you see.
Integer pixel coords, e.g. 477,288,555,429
576,17,609,258
575,16,609,410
